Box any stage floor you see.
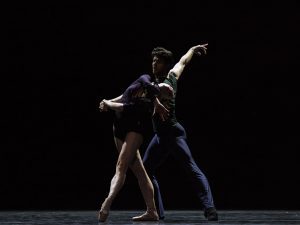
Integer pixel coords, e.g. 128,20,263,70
0,210,299,225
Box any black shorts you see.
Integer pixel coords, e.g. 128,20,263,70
113,112,149,141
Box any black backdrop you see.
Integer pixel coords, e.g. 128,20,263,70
3,3,300,210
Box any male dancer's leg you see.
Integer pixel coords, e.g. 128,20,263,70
170,137,215,210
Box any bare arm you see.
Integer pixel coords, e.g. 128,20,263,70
169,44,208,80
99,95,123,112
153,97,170,121
99,99,124,112
108,95,123,103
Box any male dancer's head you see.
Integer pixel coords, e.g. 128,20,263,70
151,47,174,82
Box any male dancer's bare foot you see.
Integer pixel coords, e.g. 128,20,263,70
98,199,111,222
132,210,159,221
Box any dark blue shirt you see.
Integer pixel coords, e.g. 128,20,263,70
119,74,159,116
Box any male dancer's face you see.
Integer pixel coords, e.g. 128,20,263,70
152,56,168,79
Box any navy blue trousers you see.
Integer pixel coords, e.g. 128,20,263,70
143,123,215,219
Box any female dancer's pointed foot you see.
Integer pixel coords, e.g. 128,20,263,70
98,209,109,222
132,210,159,221
98,199,111,222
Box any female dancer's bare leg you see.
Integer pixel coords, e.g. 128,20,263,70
114,137,158,221
98,132,142,221
129,151,159,221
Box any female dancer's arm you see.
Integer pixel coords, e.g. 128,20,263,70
108,95,123,103
99,99,124,112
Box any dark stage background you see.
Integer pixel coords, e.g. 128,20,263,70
4,3,300,210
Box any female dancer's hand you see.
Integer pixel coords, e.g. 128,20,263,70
99,99,109,112
100,99,124,112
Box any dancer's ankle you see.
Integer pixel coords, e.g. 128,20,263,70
146,208,158,215
101,198,112,212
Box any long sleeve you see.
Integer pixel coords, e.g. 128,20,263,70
138,74,160,98
122,102,135,114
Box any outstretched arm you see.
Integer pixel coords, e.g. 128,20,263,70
108,95,123,103
99,99,124,112
169,44,208,80
99,95,123,112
